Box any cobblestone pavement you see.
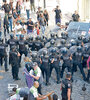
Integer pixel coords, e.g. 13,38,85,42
0,9,90,100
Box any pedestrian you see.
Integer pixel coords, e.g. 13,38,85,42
38,13,46,34
30,0,35,12
29,62,43,94
61,72,72,100
43,9,49,26
9,46,20,80
53,5,62,24
87,55,90,82
24,0,30,20
36,7,43,21
26,18,34,34
72,10,80,22
34,22,40,35
0,16,3,37
8,10,13,32
16,1,21,15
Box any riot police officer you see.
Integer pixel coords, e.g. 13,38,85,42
73,46,86,81
0,38,8,71
60,48,73,78
82,45,89,68
34,36,44,51
40,50,50,85
27,36,34,51
61,72,72,100
49,47,60,84
9,46,20,80
18,35,28,67
7,34,18,50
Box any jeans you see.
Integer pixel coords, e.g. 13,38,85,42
27,29,33,34
41,25,45,34
26,10,30,20
8,18,13,31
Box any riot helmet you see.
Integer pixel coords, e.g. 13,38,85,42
60,39,66,45
10,34,14,39
77,46,82,52
61,47,68,55
50,33,55,38
50,39,55,45
84,45,89,52
78,35,82,40
43,50,48,56
70,39,76,46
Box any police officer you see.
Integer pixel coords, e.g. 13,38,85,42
73,46,86,81
61,72,72,100
87,55,90,82
9,46,20,80
40,50,50,85
82,45,89,68
34,36,44,51
7,34,18,50
27,36,34,51
49,47,60,84
0,38,8,71
18,35,28,67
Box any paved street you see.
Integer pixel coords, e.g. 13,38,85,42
0,2,90,100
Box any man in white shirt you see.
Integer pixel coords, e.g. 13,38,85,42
14,21,22,39
29,62,43,94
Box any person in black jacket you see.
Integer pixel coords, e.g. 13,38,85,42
9,46,20,80
0,38,8,71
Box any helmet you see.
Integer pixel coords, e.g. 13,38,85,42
11,46,16,51
77,46,82,52
20,34,24,40
83,37,89,43
51,48,56,54
66,43,72,49
50,39,55,45
78,36,82,40
61,32,66,37
84,45,89,51
61,47,68,54
36,36,41,41
29,36,33,41
50,33,55,38
10,34,14,39
43,50,48,55
60,39,66,44
70,39,76,46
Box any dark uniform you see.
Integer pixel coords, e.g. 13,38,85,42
73,46,86,81
49,48,60,83
7,34,18,50
9,46,20,80
40,51,50,85
0,39,8,71
61,78,72,100
18,35,28,67
34,36,44,51
82,45,89,68
61,54,73,78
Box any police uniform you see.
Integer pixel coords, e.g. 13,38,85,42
61,55,73,78
9,47,20,80
61,79,72,100
73,46,86,81
18,36,28,67
49,48,60,83
0,41,8,71
40,54,50,85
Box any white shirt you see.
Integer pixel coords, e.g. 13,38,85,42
24,2,30,10
30,86,38,98
14,24,22,35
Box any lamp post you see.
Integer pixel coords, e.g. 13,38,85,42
44,0,46,8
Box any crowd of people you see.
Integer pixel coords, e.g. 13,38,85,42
0,0,90,100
